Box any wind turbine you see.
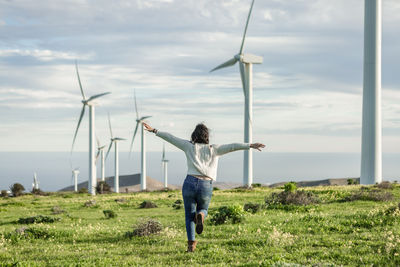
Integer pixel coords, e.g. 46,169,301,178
106,113,126,193
161,144,169,188
96,137,106,181
210,0,262,188
32,172,39,191
129,90,152,191
361,0,382,185
71,61,110,196
71,168,80,192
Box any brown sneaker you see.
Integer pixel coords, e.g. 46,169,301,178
187,240,197,252
195,212,205,235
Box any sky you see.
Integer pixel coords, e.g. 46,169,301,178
0,0,399,155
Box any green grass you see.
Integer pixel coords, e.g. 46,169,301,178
0,185,400,266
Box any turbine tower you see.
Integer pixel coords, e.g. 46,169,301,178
96,137,106,181
106,113,126,193
71,61,110,195
129,90,152,191
162,144,169,188
210,0,262,188
361,0,382,185
71,168,80,192
32,172,39,190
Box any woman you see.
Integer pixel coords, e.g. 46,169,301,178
143,122,265,252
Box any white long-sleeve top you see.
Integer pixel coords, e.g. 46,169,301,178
156,131,250,181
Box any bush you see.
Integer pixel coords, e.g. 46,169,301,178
1,190,8,197
125,219,163,237
114,198,127,203
84,200,97,207
265,190,319,206
243,203,262,214
96,181,111,194
284,182,297,193
210,204,245,225
139,201,157,209
213,187,220,191
172,199,182,210
51,206,65,215
78,187,88,194
252,183,262,188
375,181,394,190
8,227,55,241
32,188,47,196
103,210,117,219
343,189,394,202
10,183,25,197
17,215,60,224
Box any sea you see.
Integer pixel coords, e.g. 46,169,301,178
1,152,399,191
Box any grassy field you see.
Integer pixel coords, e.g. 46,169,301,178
1,184,400,266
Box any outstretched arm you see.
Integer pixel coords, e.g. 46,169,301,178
214,142,265,156
143,122,190,151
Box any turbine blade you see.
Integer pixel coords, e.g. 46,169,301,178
87,92,111,102
134,89,139,119
239,62,247,96
96,150,100,162
129,122,140,157
75,60,86,100
139,115,152,121
105,142,113,160
108,112,113,139
239,0,255,55
71,104,86,153
96,136,100,148
210,57,238,72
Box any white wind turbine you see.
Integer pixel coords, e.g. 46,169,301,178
32,172,39,191
71,61,110,195
96,137,106,181
161,144,169,188
106,113,126,193
129,90,152,191
210,0,262,188
361,0,382,185
71,168,80,192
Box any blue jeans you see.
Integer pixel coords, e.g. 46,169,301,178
182,175,213,241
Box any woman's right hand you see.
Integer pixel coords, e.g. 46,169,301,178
143,122,154,132
250,143,265,151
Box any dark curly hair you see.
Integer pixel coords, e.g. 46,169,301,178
191,123,209,144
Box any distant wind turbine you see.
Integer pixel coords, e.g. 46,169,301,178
32,172,39,191
71,61,110,196
96,137,106,181
129,90,152,191
106,113,126,193
161,144,169,188
210,0,262,188
71,168,80,192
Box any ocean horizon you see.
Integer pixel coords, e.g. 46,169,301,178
1,152,399,192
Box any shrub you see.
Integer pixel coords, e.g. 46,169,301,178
114,198,127,203
125,219,163,237
32,188,48,196
343,189,394,202
210,204,245,225
172,199,182,210
284,182,297,193
1,190,8,197
84,200,97,207
51,206,65,215
375,181,394,190
252,183,262,188
78,187,88,194
96,181,111,194
103,210,117,219
139,201,157,209
213,187,220,191
243,203,262,214
17,215,60,224
10,183,25,197
265,190,319,206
